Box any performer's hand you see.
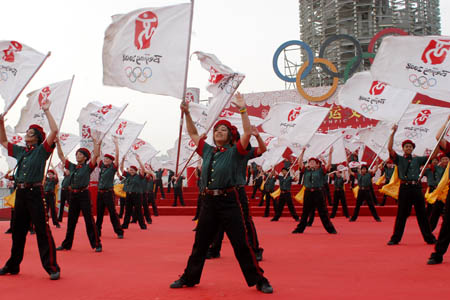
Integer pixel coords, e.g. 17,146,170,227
392,124,398,133
233,92,245,109
250,126,259,137
41,100,51,111
180,101,190,114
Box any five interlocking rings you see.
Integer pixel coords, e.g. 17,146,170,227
405,131,422,139
125,66,152,83
408,74,437,89
360,103,379,114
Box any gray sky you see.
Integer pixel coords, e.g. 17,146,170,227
1,0,450,159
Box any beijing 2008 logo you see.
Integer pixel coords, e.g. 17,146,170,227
369,81,386,96
134,11,158,50
38,87,51,108
82,125,92,139
421,39,450,65
287,107,301,122
116,121,128,135
133,139,145,150
1,41,22,63
412,109,431,126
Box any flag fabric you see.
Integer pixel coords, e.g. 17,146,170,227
371,36,450,100
2,125,24,169
352,186,359,199
4,190,15,208
124,138,159,169
338,71,414,123
294,186,305,204
167,134,199,171
193,51,245,132
0,41,48,112
380,166,400,200
303,132,342,160
103,4,192,99
271,188,281,199
55,132,81,163
15,78,73,133
185,87,200,103
262,102,329,145
217,108,264,134
185,101,208,134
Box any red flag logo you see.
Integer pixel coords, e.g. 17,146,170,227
208,66,224,84
287,107,301,122
188,139,196,148
59,133,69,141
133,140,146,150
81,125,91,139
38,87,51,108
97,104,112,115
1,41,22,63
264,136,274,146
219,110,235,118
134,11,158,50
421,39,450,65
116,121,127,135
412,109,431,126
185,91,194,103
369,81,387,95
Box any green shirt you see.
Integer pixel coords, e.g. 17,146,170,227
61,174,70,189
357,173,373,187
145,176,154,192
264,176,276,192
174,176,184,189
278,175,293,191
98,161,117,190
66,160,96,189
124,172,144,193
8,141,54,183
155,169,163,180
384,166,395,182
391,153,428,181
303,167,326,189
236,147,260,186
44,177,58,192
196,139,247,189
334,176,344,189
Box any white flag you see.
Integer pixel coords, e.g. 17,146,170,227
101,118,145,162
185,87,200,103
2,126,25,170
77,101,126,135
0,41,48,112
371,36,450,100
217,108,264,134
56,132,81,163
15,78,74,133
193,51,245,132
124,138,158,169
262,102,329,143
303,132,342,160
103,4,192,99
168,134,199,171
185,102,208,134
338,71,414,123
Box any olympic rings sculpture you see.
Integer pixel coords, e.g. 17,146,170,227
273,28,409,102
125,66,152,83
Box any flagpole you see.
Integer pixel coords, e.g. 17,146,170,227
175,0,195,177
418,118,450,179
3,51,51,117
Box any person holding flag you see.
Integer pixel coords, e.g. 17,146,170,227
154,168,165,200
387,124,436,246
428,153,449,232
329,168,349,219
55,137,102,252
263,169,277,218
0,100,60,280
144,166,159,217
57,168,71,223
43,170,60,228
170,93,273,294
379,159,396,206
270,167,300,222
95,137,124,239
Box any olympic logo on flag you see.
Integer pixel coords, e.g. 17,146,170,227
287,107,301,122
273,28,408,102
421,39,450,65
116,121,128,135
408,74,437,89
81,125,91,139
1,41,22,63
220,110,235,118
11,135,22,144
38,87,51,108
360,103,379,114
264,136,274,146
134,11,158,50
125,66,152,83
188,139,196,148
0,71,8,82
133,140,145,150
208,66,224,84
404,131,422,139
59,133,69,141
369,81,387,95
412,109,431,126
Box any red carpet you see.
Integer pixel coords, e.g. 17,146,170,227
0,216,449,299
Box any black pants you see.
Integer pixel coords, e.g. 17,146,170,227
141,192,152,223
252,178,263,199
389,184,435,243
146,192,159,216
433,193,450,258
350,189,380,221
273,192,299,221
295,190,336,233
167,177,173,193
238,187,260,252
193,192,204,220
122,193,146,229
44,192,59,226
429,201,445,232
180,190,267,287
323,184,332,206
58,189,69,222
119,197,125,218
209,225,225,255
3,187,60,275
173,187,185,206
330,190,349,218
96,190,124,236
154,179,165,199
61,190,101,250
263,191,277,217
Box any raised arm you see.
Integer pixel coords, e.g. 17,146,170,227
298,147,306,170
90,133,100,165
41,100,58,146
136,154,145,176
55,137,66,165
326,146,333,171
234,92,251,150
180,101,200,145
251,126,267,156
113,136,119,168
388,124,398,158
119,155,125,175
436,115,450,151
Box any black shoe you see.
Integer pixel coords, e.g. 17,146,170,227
117,234,124,239
4,228,12,234
29,230,35,235
263,215,269,218
147,219,152,224
50,271,60,280
387,240,398,246
329,229,338,234
95,246,102,252
170,277,195,288
56,246,67,251
256,280,273,294
427,253,443,265
292,228,302,234
172,204,177,207
121,225,128,229
426,237,437,245
154,213,159,216
349,219,356,222
375,218,382,222
270,218,278,222
306,223,312,227
55,223,61,228
0,266,19,275
295,217,300,222
255,249,264,262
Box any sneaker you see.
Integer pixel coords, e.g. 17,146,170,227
4,228,12,234
387,240,398,246
292,228,302,234
117,234,124,239
0,266,19,275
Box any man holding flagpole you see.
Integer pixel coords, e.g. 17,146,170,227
0,100,60,280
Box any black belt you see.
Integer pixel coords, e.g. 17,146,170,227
70,187,89,193
359,187,370,190
127,192,141,195
16,182,42,189
204,187,235,196
305,188,322,192
61,188,69,191
400,180,419,186
334,188,344,191
281,190,291,193
98,188,113,193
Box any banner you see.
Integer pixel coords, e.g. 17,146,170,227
15,78,73,133
103,3,192,99
185,87,200,103
124,138,158,169
2,125,24,170
0,41,48,112
55,132,81,163
338,71,414,123
371,36,450,100
167,134,199,171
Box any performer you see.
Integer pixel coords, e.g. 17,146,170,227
348,164,381,222
95,137,124,239
428,154,448,232
348,150,359,188
263,169,277,218
192,162,203,221
120,155,147,230
4,170,15,234
423,157,440,217
167,169,175,193
292,147,337,234
43,170,60,228
270,167,300,222
144,168,158,217
428,116,450,264
252,165,264,202
387,124,436,246
56,136,102,252
118,176,127,218
154,168,165,200
172,175,186,206
170,93,273,293
379,159,395,206
57,168,70,222
0,101,60,279
329,169,349,218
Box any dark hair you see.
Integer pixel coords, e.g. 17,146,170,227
32,128,43,145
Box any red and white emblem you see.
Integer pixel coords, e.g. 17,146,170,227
369,81,387,96
208,66,224,84
133,139,145,150
188,139,196,148
116,121,127,135
81,125,91,139
38,87,51,108
134,11,158,50
412,109,431,126
185,91,194,103
11,135,22,144
264,136,274,146
98,104,112,115
59,133,69,141
421,39,450,65
287,107,301,122
219,110,235,118
1,41,22,63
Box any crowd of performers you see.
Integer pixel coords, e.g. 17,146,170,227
2,96,450,294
